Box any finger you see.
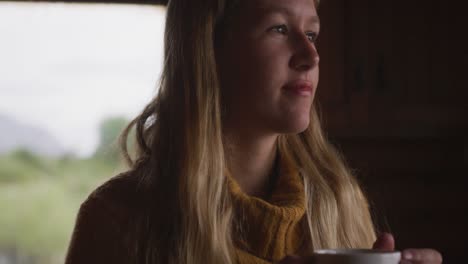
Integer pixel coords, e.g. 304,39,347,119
402,249,443,263
372,232,395,251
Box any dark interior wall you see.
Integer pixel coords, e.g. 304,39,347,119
317,0,468,263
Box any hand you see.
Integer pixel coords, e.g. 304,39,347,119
372,232,443,264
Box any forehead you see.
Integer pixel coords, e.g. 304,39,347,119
241,0,318,18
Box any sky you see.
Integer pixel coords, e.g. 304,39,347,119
0,2,166,157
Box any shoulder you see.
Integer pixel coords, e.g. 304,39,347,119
81,170,143,220
87,170,141,205
65,171,143,264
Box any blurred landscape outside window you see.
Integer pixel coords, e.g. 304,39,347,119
0,2,166,263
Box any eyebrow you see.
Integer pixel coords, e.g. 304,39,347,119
255,6,320,25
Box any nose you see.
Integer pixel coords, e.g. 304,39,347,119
289,34,320,71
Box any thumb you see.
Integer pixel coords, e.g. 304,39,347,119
372,232,395,251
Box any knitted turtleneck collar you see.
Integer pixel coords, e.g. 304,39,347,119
227,152,308,262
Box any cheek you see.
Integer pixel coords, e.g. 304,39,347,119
251,41,288,68
227,48,280,90
219,36,291,109
240,43,289,89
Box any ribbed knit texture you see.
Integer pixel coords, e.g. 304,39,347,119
228,153,308,263
65,155,308,264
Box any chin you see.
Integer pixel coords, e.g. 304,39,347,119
276,116,311,134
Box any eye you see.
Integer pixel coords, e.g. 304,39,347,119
306,32,318,43
271,24,288,35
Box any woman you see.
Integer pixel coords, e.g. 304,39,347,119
65,0,443,263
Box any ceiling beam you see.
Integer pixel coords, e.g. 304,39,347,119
1,0,168,5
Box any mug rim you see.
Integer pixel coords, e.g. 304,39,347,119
314,249,401,255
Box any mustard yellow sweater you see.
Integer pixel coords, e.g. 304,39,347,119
65,156,308,264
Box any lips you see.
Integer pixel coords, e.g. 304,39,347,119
282,80,313,96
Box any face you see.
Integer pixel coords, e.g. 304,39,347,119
217,0,320,137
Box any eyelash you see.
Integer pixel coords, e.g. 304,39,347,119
271,24,318,43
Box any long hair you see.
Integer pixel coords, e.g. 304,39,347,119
119,0,375,263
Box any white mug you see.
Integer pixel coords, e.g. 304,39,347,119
312,249,401,264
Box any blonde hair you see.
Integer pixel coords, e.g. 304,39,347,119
120,0,375,263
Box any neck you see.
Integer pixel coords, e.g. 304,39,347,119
225,131,279,198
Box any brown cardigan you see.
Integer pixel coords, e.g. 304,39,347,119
65,155,309,263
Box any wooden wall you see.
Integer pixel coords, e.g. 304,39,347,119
317,0,468,263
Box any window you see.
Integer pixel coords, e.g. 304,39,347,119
0,2,165,263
